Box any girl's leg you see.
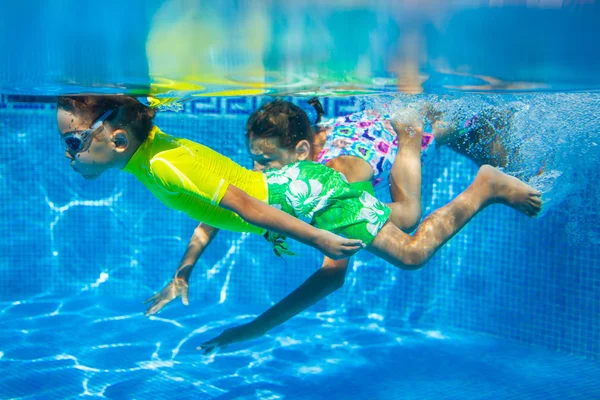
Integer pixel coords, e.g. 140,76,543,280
325,156,374,184
385,114,425,232
367,165,542,269
441,108,514,168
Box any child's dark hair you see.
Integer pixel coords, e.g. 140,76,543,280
245,98,325,149
57,95,156,143
307,97,325,125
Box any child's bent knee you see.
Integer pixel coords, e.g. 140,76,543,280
388,203,422,233
397,244,429,270
396,258,425,271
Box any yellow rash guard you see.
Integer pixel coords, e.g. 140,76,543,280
123,127,268,234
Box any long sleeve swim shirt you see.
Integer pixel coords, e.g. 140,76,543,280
123,126,268,234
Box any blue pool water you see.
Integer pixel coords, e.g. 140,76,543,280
1,297,599,400
1,1,600,399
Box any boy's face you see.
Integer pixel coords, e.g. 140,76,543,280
57,108,120,180
247,136,311,172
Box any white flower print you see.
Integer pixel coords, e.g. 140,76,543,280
358,192,387,236
285,179,334,223
312,186,335,216
267,164,300,185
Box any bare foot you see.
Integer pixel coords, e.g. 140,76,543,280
477,165,543,217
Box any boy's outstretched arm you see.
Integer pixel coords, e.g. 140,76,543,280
220,184,364,260
199,257,348,354
144,223,219,316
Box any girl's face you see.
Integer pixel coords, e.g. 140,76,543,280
247,136,312,172
57,108,121,180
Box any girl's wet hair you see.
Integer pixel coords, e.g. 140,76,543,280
57,95,156,142
245,98,325,148
307,97,325,125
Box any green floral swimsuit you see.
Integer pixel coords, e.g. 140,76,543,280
264,161,391,248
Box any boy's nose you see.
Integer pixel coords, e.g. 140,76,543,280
65,150,74,160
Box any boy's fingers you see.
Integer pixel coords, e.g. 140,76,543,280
147,297,172,316
182,287,189,305
143,293,160,304
200,337,219,348
197,344,216,354
342,239,364,247
344,244,364,250
145,304,160,316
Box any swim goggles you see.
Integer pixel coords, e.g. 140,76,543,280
62,108,117,154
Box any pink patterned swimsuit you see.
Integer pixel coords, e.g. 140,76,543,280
314,111,436,190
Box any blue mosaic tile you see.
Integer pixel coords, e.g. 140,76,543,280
332,96,360,116
225,97,257,114
187,97,222,114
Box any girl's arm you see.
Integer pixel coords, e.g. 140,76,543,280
198,257,349,354
220,184,364,260
176,223,220,281
144,223,220,316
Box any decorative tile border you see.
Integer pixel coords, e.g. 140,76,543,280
0,95,362,117
225,97,259,115
0,95,56,110
184,97,221,114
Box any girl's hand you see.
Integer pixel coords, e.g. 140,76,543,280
315,230,364,260
198,322,266,355
143,277,189,316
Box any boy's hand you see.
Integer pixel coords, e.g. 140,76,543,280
315,230,364,260
198,322,266,355
143,277,189,316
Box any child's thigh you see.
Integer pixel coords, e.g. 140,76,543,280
325,156,373,183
